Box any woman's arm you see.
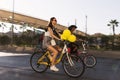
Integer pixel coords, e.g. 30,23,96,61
48,27,60,40
56,30,61,37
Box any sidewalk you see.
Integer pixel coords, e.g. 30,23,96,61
0,45,33,53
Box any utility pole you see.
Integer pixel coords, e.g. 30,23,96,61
75,19,78,35
11,0,15,46
68,22,69,27
75,19,77,25
85,15,87,37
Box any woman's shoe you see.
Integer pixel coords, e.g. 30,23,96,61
50,65,59,72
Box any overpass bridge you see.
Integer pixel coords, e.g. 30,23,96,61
0,9,86,36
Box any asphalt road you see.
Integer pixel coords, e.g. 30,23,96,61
0,52,120,80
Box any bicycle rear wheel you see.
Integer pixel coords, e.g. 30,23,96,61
30,52,50,73
62,55,85,78
83,54,97,68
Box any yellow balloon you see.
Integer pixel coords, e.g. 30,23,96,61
62,29,71,39
68,34,76,42
61,34,67,40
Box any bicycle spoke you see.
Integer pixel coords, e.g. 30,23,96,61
63,55,85,78
30,52,49,73
84,55,97,68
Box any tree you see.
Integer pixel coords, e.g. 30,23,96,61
107,19,119,36
107,19,119,49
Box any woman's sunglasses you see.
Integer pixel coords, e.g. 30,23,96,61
53,19,57,22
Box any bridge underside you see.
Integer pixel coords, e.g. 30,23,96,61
0,9,86,36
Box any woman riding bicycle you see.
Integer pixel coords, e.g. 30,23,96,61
42,17,61,72
31,24,86,77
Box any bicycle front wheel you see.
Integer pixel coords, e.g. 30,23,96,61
83,54,97,68
30,52,50,73
62,55,85,78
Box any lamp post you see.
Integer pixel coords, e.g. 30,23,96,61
11,0,15,46
75,19,77,26
85,15,87,37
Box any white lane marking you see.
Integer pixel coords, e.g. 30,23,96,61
0,52,30,57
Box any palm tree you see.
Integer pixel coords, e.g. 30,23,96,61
107,19,119,36
107,19,119,49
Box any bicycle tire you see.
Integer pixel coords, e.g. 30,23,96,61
62,55,85,78
83,54,97,68
30,52,50,73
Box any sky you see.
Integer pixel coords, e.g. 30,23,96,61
0,0,120,35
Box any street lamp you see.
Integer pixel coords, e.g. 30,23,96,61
11,0,15,46
85,15,87,37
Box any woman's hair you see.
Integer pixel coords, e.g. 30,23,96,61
45,17,56,31
68,25,77,31
47,17,56,28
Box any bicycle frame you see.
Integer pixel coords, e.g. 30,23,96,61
37,41,74,66
79,41,87,54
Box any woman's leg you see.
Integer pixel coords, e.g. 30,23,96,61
48,45,59,71
54,46,62,52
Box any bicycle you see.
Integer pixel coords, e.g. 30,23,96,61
78,41,97,68
30,41,85,78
